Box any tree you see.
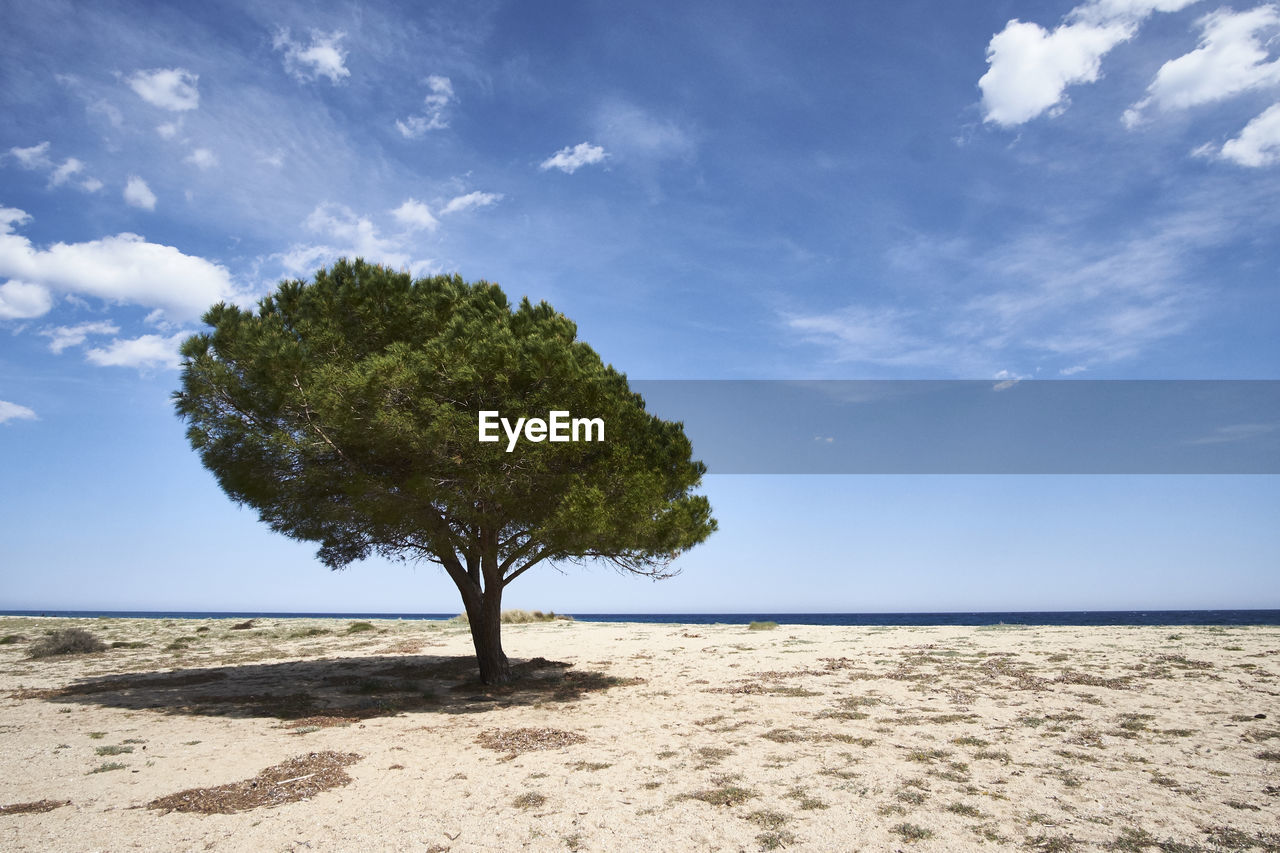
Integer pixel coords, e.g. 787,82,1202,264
174,259,716,683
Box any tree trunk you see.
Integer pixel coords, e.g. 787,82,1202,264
463,586,511,685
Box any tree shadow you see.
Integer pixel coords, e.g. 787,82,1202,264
20,654,641,720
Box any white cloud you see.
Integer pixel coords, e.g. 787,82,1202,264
9,141,52,170
0,400,37,424
305,203,400,260
41,321,120,353
1220,102,1280,166
390,199,439,232
440,191,502,214
273,29,350,84
185,148,218,170
48,158,83,187
980,0,1198,127
127,68,200,111
123,176,156,210
1060,364,1089,375
85,332,188,369
540,141,608,174
280,203,442,278
396,76,455,138
7,144,102,194
0,206,238,321
1125,6,1280,125
157,121,181,139
0,280,53,319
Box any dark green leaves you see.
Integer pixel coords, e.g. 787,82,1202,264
174,259,716,581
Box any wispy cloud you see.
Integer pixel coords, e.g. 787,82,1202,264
6,142,101,192
126,68,200,111
0,400,38,424
184,148,218,170
395,76,454,138
1186,422,1278,444
594,101,694,163
273,29,350,84
9,141,52,170
439,191,502,214
40,321,120,353
280,202,440,278
785,193,1252,374
540,142,607,174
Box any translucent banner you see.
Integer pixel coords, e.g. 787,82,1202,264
626,380,1280,474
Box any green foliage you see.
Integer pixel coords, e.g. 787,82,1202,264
747,621,778,631
28,628,106,658
175,259,715,581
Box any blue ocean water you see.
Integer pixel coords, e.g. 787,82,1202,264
2,609,1278,626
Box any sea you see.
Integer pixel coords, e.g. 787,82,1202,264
2,610,1279,626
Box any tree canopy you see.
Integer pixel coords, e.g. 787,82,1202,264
174,259,716,682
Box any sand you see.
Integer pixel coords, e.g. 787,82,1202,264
1,615,1277,851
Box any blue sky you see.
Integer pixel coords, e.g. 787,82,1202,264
1,0,1277,613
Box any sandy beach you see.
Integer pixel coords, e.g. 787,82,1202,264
1,616,1277,851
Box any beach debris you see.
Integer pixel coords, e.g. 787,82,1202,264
283,715,360,730
146,751,362,814
0,798,71,815
475,727,586,754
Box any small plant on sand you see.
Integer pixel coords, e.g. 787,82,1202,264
0,634,26,644
95,745,133,756
891,823,933,842
346,621,376,633
1107,827,1157,851
89,762,126,774
746,813,798,851
686,783,756,806
748,621,779,631
947,802,983,817
513,791,547,809
28,628,105,658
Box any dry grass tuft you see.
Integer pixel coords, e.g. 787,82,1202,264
146,751,362,814
475,727,586,754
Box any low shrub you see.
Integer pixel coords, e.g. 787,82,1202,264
28,628,106,658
